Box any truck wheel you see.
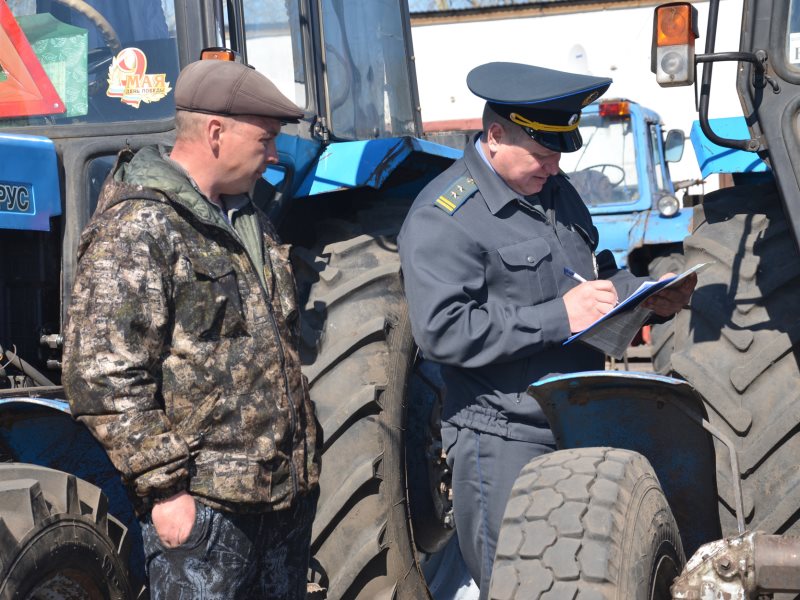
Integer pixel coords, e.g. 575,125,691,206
670,183,800,536
647,251,685,374
489,447,684,600
293,204,437,599
0,464,133,599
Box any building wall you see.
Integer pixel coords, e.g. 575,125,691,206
410,0,745,190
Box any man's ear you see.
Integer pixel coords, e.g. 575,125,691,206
487,122,505,151
207,117,223,156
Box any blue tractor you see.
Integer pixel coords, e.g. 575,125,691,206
560,98,690,279
482,0,800,597
0,0,477,598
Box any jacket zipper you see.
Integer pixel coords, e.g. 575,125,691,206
209,215,301,499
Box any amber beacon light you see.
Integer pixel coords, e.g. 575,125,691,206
652,2,699,87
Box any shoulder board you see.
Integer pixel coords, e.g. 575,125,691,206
434,174,478,215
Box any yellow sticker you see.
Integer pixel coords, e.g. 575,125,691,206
107,48,172,109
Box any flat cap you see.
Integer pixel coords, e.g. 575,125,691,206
467,62,611,152
175,59,303,123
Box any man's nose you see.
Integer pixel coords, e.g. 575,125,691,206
545,154,561,175
265,141,279,164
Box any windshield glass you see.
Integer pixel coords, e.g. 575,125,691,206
320,0,416,139
0,0,178,129
789,0,800,64
560,112,640,206
243,0,306,110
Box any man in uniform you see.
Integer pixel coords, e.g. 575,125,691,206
398,62,694,597
62,58,321,599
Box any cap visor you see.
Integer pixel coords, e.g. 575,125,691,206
530,129,583,153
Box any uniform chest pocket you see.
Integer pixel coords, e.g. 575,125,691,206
494,238,558,303
175,256,247,340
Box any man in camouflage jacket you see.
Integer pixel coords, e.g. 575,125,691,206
62,59,321,599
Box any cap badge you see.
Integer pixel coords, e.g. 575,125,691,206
581,90,602,107
568,114,579,126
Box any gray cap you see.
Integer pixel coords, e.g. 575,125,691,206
174,60,303,123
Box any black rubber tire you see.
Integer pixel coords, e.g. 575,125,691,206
0,464,134,599
669,184,800,536
489,448,684,600
293,204,430,600
647,252,685,375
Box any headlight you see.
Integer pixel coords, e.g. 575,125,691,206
657,194,680,217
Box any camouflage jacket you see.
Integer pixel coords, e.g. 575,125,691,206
62,146,321,513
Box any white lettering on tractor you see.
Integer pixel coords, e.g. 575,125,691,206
0,183,31,212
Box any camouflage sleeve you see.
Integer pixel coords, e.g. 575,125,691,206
62,203,190,504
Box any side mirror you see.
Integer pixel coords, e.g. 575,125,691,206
664,129,685,162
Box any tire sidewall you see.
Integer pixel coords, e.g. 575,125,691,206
1,515,131,599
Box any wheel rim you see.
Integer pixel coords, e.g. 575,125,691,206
650,544,681,600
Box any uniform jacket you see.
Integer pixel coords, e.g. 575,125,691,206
399,135,645,444
63,146,321,513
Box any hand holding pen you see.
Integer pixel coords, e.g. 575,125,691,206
561,267,619,332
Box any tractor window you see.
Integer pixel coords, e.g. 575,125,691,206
560,112,640,207
0,0,178,129
789,0,800,64
320,0,417,140
242,0,307,110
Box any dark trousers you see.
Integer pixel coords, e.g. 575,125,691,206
140,490,318,600
445,425,553,600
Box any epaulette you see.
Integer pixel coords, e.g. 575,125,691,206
434,174,478,215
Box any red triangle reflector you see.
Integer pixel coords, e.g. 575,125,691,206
0,1,66,118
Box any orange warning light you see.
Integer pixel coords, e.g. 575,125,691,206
656,3,697,47
0,1,66,118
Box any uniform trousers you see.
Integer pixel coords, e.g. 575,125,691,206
444,424,553,600
140,489,318,600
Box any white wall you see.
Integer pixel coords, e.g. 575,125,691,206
411,0,744,189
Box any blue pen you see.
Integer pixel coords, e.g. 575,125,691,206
563,267,588,283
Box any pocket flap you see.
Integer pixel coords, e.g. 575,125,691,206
497,238,552,268
190,256,235,280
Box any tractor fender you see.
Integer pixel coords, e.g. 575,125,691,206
294,136,460,197
528,370,722,556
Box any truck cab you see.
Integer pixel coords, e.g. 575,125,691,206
560,98,690,277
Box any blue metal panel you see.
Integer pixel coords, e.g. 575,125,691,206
294,136,461,197
0,133,61,231
641,206,694,246
592,212,645,268
691,118,769,178
528,371,721,556
268,132,324,193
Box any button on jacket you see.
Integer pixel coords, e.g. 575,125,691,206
399,135,645,444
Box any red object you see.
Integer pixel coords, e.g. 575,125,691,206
598,100,631,118
0,1,65,118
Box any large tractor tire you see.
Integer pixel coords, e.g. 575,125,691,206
647,251,685,375
293,203,435,600
0,464,134,599
669,183,800,536
489,448,684,600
